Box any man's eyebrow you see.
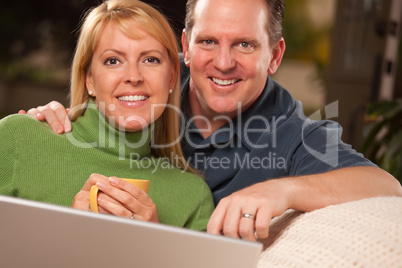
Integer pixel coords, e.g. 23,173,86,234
194,34,216,41
194,34,261,46
234,37,261,46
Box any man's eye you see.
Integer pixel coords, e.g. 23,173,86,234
236,42,255,52
240,42,251,48
202,40,214,45
104,57,120,65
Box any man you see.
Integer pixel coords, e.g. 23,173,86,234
21,0,402,242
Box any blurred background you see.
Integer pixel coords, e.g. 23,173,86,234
0,0,401,179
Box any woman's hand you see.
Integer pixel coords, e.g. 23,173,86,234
71,173,159,223
18,101,71,134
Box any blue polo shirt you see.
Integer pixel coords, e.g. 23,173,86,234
179,55,375,205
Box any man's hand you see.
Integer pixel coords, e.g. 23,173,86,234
207,167,402,242
207,179,292,242
18,101,71,134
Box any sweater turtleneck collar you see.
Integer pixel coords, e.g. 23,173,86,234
67,99,153,159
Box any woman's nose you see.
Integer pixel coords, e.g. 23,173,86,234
125,65,143,85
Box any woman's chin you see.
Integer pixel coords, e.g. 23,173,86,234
116,121,150,132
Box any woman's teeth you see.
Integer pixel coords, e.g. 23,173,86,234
211,78,239,86
118,95,148,101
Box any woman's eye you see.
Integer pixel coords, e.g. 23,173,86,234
104,57,120,65
144,57,160,64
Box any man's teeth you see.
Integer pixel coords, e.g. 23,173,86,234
212,78,239,86
118,95,148,101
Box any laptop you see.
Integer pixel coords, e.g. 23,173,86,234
0,195,262,268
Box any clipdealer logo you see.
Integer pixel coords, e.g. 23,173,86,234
64,100,341,169
302,101,340,167
65,102,151,160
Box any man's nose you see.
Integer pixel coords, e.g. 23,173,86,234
213,46,235,72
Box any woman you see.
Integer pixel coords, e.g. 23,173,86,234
0,0,214,231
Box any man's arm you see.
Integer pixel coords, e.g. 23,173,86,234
207,166,402,241
19,102,402,242
19,101,72,134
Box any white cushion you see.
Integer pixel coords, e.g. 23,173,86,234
258,197,402,267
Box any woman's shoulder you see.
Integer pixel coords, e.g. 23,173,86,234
155,159,207,184
172,169,211,193
0,114,53,134
1,114,36,126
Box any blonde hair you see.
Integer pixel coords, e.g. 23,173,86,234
70,0,194,173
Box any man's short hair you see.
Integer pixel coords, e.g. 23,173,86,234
184,0,285,47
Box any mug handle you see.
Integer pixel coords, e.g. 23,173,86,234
89,185,100,213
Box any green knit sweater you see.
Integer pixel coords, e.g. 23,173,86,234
0,101,214,230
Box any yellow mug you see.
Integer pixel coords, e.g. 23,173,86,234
89,178,150,213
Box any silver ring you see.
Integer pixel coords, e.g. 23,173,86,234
241,213,255,220
131,213,135,220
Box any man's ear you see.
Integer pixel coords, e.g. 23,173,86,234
181,29,190,67
268,37,286,75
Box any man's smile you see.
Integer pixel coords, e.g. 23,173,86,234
211,77,241,86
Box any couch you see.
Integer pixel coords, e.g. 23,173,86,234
257,196,402,267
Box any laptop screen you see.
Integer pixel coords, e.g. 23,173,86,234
0,195,262,268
